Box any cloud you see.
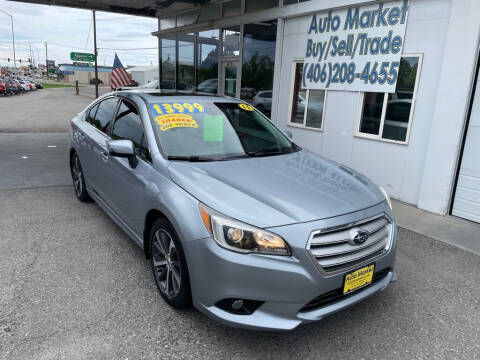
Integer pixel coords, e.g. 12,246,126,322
0,0,158,67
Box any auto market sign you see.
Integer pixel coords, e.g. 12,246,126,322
70,52,96,62
303,0,409,93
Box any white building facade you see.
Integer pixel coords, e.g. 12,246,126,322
153,0,480,223
127,65,159,85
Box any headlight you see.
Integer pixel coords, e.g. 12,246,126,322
199,204,291,256
379,186,392,210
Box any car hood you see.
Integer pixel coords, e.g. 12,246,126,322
168,149,385,228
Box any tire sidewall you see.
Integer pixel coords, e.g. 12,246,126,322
150,218,191,309
70,153,90,202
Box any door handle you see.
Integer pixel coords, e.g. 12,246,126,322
101,150,109,162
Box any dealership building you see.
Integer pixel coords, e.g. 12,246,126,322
57,63,113,86
17,0,480,224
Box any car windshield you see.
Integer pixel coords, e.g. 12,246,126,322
148,101,297,160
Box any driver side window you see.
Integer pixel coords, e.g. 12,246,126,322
112,99,150,161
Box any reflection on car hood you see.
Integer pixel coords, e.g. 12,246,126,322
168,149,384,228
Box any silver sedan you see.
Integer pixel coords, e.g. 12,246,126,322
69,90,397,330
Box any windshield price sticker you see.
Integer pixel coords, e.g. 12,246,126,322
150,102,205,115
303,0,408,93
238,103,254,111
155,114,198,131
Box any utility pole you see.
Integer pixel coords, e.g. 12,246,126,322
29,44,33,67
0,9,16,72
45,42,48,65
93,10,99,98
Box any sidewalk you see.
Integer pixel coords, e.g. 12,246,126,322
392,200,480,255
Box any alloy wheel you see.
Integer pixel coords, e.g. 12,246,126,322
151,229,182,299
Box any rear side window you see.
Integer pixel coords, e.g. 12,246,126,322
89,97,118,133
112,100,149,158
86,103,99,124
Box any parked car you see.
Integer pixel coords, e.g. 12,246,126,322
0,80,6,95
17,80,31,92
33,81,43,89
196,79,218,94
2,79,17,95
26,80,37,91
69,90,397,331
90,78,103,85
11,79,24,94
140,80,159,89
251,90,272,115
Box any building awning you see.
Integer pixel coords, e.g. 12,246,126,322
8,0,211,17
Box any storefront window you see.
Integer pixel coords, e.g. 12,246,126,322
160,38,176,89
290,63,305,124
357,55,422,143
197,30,219,94
241,21,277,117
289,61,326,130
359,92,383,135
224,64,237,97
178,35,195,91
305,90,325,129
222,27,240,56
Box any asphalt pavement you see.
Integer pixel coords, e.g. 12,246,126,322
0,88,479,359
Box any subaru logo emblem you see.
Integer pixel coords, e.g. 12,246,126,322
350,230,369,245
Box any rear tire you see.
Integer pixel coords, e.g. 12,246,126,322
70,152,91,202
150,218,192,309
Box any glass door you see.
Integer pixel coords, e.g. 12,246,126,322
220,60,240,97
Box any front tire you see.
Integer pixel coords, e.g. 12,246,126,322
70,152,91,202
150,218,191,309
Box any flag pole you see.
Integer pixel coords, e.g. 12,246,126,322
93,10,99,98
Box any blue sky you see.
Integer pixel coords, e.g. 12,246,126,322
0,0,158,67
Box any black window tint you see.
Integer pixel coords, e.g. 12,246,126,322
92,97,118,133
86,103,99,124
112,100,148,156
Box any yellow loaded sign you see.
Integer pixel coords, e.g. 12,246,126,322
155,114,198,131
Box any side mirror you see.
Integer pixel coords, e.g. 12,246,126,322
107,139,138,168
285,130,293,139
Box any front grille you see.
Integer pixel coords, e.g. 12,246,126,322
299,268,391,312
307,214,392,274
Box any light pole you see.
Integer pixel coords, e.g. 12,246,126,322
93,10,98,98
0,9,16,72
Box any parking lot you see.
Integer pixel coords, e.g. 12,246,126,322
0,88,479,359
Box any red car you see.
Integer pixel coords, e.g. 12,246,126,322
0,80,6,95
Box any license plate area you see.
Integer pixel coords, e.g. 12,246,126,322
343,264,375,295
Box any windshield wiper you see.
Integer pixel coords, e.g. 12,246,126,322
167,155,215,162
245,148,293,157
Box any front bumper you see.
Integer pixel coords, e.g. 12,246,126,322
184,203,397,331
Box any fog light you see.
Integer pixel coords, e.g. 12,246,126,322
215,298,264,315
231,299,244,310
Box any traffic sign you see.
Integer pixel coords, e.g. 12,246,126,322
46,59,55,74
70,52,95,62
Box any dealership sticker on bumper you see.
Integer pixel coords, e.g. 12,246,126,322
343,264,375,295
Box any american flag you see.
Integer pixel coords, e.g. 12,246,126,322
111,53,131,89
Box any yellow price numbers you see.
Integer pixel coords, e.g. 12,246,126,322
150,102,205,115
